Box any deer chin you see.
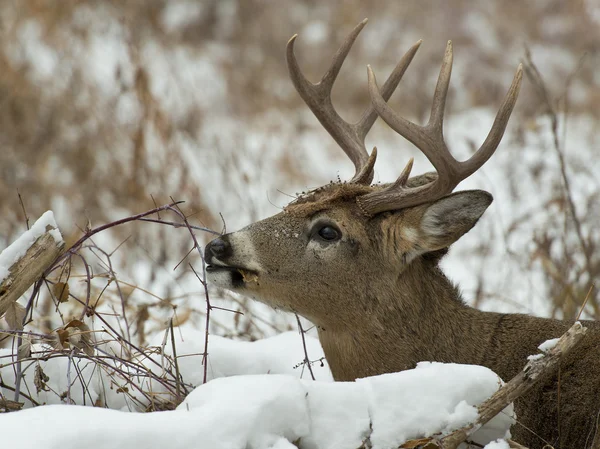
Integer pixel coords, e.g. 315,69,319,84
206,264,259,289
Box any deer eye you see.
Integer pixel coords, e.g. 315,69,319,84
317,225,340,241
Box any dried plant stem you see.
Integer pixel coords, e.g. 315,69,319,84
295,314,316,381
523,48,596,314
17,191,30,230
169,317,182,399
576,283,595,321
191,264,212,385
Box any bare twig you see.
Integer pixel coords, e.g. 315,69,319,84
169,317,182,399
295,314,316,380
138,217,220,236
576,283,595,321
50,201,184,271
190,264,211,384
17,191,30,230
3,201,222,410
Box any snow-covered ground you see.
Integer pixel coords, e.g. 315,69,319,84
2,328,514,449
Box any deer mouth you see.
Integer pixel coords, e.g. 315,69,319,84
206,264,259,288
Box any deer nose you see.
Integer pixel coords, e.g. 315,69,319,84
205,237,232,262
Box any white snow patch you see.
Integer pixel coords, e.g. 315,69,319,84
301,21,328,44
161,1,204,32
528,335,562,360
538,337,560,352
0,344,101,407
5,19,59,83
179,375,310,448
144,329,333,386
484,439,511,449
358,362,513,448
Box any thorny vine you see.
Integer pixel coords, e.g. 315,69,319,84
2,201,224,410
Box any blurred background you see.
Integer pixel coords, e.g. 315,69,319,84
1,0,599,344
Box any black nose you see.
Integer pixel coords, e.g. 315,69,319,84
205,237,232,263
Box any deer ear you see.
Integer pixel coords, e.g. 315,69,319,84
417,190,493,251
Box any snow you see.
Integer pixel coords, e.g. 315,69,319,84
5,19,59,83
159,330,332,383
0,211,63,283
2,358,513,449
484,439,510,449
357,362,513,448
527,335,563,360
161,1,204,32
538,337,560,352
526,353,544,362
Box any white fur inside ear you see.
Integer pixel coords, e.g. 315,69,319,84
421,209,446,237
400,227,419,243
420,191,493,242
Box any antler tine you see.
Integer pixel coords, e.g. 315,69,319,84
429,41,453,130
286,20,369,181
461,64,523,178
358,45,523,216
321,18,368,92
286,19,421,185
356,39,423,142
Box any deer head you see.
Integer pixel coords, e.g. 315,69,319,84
205,19,522,330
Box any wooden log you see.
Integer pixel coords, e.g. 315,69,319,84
0,397,24,411
0,225,65,323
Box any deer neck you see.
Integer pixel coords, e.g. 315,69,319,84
317,258,496,381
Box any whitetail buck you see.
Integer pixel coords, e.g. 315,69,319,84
205,20,600,449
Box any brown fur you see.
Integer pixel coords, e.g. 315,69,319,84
206,183,600,449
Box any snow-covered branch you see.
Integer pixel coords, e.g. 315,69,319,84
0,212,64,327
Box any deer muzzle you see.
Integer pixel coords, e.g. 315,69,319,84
205,233,261,289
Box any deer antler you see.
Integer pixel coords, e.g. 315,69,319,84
357,41,523,215
287,19,421,185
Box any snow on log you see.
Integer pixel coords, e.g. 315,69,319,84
0,211,64,325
